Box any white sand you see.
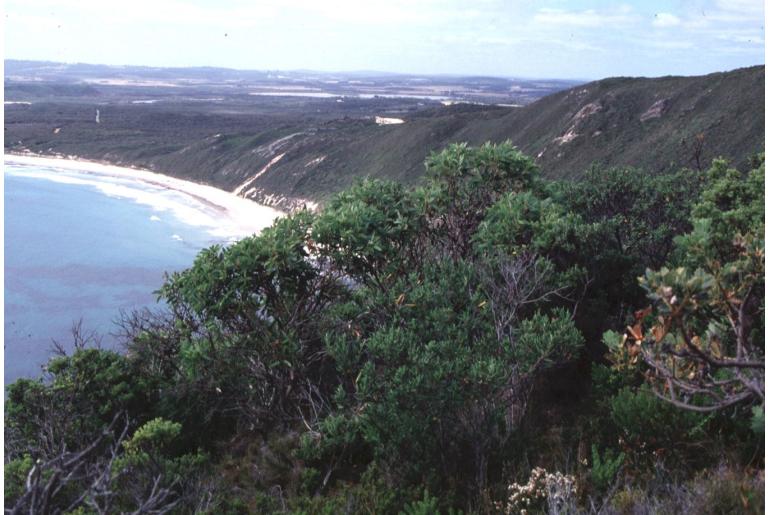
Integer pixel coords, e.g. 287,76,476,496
4,154,284,242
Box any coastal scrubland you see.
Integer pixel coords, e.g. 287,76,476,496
5,141,764,513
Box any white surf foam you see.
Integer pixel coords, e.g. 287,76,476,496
4,156,284,243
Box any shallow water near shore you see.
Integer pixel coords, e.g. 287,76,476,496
4,162,277,386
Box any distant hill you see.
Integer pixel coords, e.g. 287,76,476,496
5,59,576,104
5,64,763,209
241,66,764,207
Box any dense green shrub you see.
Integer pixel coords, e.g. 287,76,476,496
419,141,540,258
556,166,700,270
675,157,763,266
306,259,583,503
155,209,345,434
5,145,763,513
609,386,711,465
4,455,34,507
290,464,408,515
6,349,156,457
613,157,764,418
399,490,442,515
108,417,209,512
312,178,424,288
589,444,625,493
551,166,702,344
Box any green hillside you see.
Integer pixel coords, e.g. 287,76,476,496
248,66,764,206
5,66,764,209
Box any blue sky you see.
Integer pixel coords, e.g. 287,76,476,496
4,0,765,79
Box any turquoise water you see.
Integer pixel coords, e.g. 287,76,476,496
4,164,231,385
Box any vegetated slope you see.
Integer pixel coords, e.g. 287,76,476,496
479,65,765,179
245,65,764,206
5,66,763,209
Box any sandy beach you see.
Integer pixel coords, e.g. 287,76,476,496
4,154,284,241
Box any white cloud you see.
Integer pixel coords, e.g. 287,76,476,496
533,6,636,28
642,39,695,50
652,13,681,27
7,0,279,29
270,0,493,26
715,31,764,44
6,12,63,31
684,0,764,25
714,0,764,16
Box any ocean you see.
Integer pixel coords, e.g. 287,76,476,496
4,162,278,386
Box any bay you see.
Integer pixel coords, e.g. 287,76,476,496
4,162,278,385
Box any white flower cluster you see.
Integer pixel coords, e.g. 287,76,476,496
499,467,578,515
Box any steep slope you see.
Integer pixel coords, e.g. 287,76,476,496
477,65,764,178
245,66,763,206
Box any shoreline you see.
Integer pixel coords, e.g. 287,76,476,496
4,153,285,241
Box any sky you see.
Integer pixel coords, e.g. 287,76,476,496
4,0,765,79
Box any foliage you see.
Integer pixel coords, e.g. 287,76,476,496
474,191,588,260
160,209,320,337
590,362,631,400
5,349,155,459
121,417,182,456
513,309,584,371
609,465,764,515
472,191,593,311
612,157,764,413
399,490,443,515
550,166,702,344
4,455,34,507
312,178,424,288
4,144,764,513
290,464,407,515
589,445,625,493
307,258,583,502
155,209,343,434
609,386,710,458
419,141,539,258
556,166,699,270
675,157,764,266
113,417,210,513
311,260,507,493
